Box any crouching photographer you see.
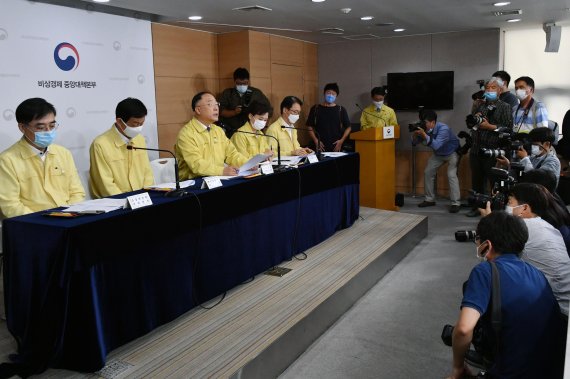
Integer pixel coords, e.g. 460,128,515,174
444,212,565,379
411,110,461,213
495,127,561,186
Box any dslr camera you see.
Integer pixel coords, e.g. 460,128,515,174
455,230,477,242
479,132,532,161
467,167,519,211
456,131,473,156
465,103,497,129
408,119,427,133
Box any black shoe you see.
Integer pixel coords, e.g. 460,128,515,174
466,209,480,217
418,201,436,208
449,205,461,213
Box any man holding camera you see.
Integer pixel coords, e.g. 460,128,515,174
412,110,461,213
446,212,564,379
218,67,270,137
466,78,513,217
497,127,561,186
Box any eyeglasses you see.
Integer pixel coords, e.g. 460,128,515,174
198,102,220,109
27,121,59,132
288,109,301,115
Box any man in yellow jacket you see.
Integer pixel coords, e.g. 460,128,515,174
89,98,154,198
266,96,312,157
360,86,398,130
175,92,248,179
0,98,85,218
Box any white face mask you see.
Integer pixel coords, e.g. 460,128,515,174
236,85,248,94
121,119,143,138
515,89,528,101
252,118,266,130
288,114,300,124
373,101,383,109
505,204,525,215
530,145,541,157
475,241,488,262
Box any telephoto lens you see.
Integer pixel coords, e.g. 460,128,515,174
455,230,477,242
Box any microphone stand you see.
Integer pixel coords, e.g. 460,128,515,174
127,145,188,197
281,125,322,160
232,128,285,171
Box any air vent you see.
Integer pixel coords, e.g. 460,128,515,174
233,5,272,12
493,9,522,16
320,27,344,35
342,34,379,40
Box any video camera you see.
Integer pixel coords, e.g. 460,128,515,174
408,119,427,133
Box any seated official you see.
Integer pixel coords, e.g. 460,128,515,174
175,92,248,179
0,98,85,218
89,98,154,198
266,96,313,157
480,183,570,316
230,101,274,159
359,86,398,130
446,212,564,379
497,127,560,186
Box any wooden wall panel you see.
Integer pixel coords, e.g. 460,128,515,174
218,31,250,79
303,42,318,82
249,31,271,79
155,77,219,125
270,64,303,124
152,24,218,79
298,80,319,145
157,123,185,158
270,35,304,66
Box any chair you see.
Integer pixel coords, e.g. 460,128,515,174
150,158,176,184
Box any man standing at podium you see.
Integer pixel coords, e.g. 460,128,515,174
360,86,398,130
411,109,461,213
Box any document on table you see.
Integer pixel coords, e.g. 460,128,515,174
145,179,195,191
63,198,126,214
322,152,347,157
272,155,304,166
238,153,271,176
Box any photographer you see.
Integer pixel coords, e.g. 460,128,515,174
411,110,461,213
496,127,561,186
466,78,514,217
218,67,271,137
446,212,564,379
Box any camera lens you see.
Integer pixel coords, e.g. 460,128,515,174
455,230,476,242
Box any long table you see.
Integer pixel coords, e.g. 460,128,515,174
1,153,359,375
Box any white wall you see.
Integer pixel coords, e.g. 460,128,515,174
0,0,158,197
504,27,570,125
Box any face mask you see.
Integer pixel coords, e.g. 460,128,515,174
505,204,525,215
483,91,498,101
288,114,300,124
252,119,266,130
515,89,528,101
475,241,488,262
531,145,541,157
34,129,57,148
121,119,143,139
373,101,383,109
236,85,248,94
325,94,336,104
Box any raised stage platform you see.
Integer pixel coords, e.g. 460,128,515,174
0,207,427,378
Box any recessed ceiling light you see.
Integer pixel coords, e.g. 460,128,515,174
506,18,521,22
93,0,110,2
493,2,511,6
393,28,405,32
188,16,202,21
361,16,374,21
312,0,326,2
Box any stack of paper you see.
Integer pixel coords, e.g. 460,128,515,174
63,198,126,214
145,179,195,191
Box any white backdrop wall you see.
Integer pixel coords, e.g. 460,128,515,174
0,0,158,197
504,27,570,126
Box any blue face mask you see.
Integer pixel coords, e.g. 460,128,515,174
483,91,498,101
325,94,336,103
34,129,57,148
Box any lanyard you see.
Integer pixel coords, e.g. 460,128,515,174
514,98,534,133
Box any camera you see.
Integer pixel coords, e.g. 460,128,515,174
471,79,486,101
467,167,517,211
456,131,473,155
466,114,485,129
408,120,427,133
241,89,253,109
455,230,477,242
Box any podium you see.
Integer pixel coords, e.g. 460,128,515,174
351,126,400,210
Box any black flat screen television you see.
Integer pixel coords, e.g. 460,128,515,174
387,71,454,111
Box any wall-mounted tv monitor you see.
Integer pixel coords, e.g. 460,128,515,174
386,71,454,111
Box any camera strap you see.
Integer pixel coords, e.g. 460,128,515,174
489,261,502,357
514,98,535,133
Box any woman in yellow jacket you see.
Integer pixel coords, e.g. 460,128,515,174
230,101,275,159
266,96,312,157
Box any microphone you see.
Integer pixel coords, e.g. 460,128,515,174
126,145,187,197
356,103,389,124
232,129,282,167
281,125,322,160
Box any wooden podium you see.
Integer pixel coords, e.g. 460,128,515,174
351,126,400,211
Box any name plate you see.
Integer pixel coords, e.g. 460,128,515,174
126,192,153,210
307,154,319,164
260,163,274,175
383,126,395,139
201,176,223,189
